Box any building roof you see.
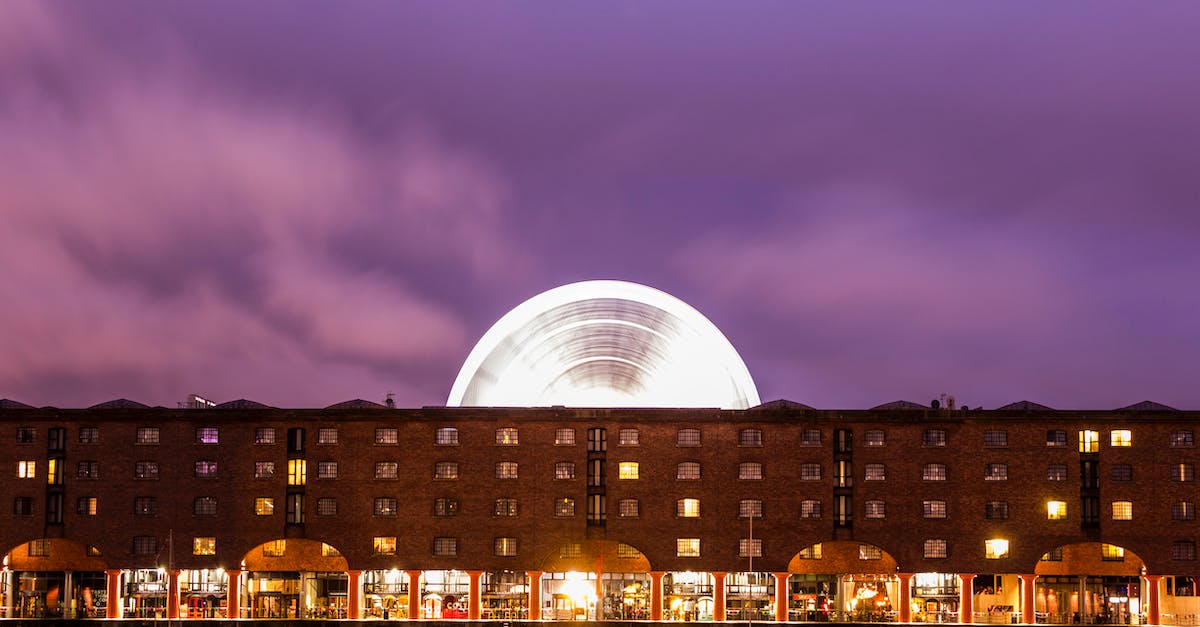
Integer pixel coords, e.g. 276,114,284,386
996,400,1056,411
871,400,927,410
0,399,33,409
750,399,815,411
214,399,274,409
324,399,387,410
87,398,149,410
1117,400,1178,412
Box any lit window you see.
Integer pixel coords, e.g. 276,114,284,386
1172,430,1194,447
434,462,458,480
859,545,882,560
433,537,457,556
287,459,306,485
739,538,763,558
617,543,641,559
196,427,219,444
1112,501,1132,521
1174,464,1195,482
560,543,582,558
984,430,1008,447
254,461,275,478
494,498,518,517
136,427,160,444
555,498,575,517
317,461,338,479
865,430,886,447
738,462,763,480
375,428,398,445
1079,430,1100,453
255,497,274,516
798,544,823,559
495,428,519,446
676,538,700,557
134,461,159,479
494,537,518,557
865,500,885,519
78,427,100,444
193,496,217,516
923,500,946,519
676,462,700,480
618,429,639,446
1047,500,1068,520
374,497,398,516
618,462,639,479
985,539,1010,559
46,458,62,485
677,428,701,447
801,499,822,518
194,461,217,478
739,429,763,446
800,463,822,481
923,429,947,447
17,461,35,479
924,539,948,559
739,499,763,519
1111,464,1132,481
984,463,1008,481
864,463,886,481
555,428,576,445
193,537,216,555
677,498,701,518
317,428,338,444
77,497,98,516
618,499,639,518
132,536,157,556
1046,430,1067,447
1046,464,1067,481
374,537,396,555
1173,541,1197,561
986,501,1009,520
434,427,459,445
1110,430,1132,447
496,461,519,479
1101,544,1125,561
923,463,947,481
322,543,341,556
1174,501,1195,521
134,496,157,516
555,462,575,479
434,498,458,517
375,461,398,479
1041,548,1063,561
254,428,276,444
317,498,337,516
800,429,821,446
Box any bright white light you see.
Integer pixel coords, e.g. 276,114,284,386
447,280,760,409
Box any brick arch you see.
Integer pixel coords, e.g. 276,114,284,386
4,537,107,571
240,538,348,572
787,540,898,574
536,539,652,573
1033,542,1145,577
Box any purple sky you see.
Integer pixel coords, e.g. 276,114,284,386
2,1,1198,410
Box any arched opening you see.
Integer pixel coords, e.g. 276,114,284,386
786,541,899,622
2,538,106,619
1035,542,1146,624
239,539,348,619
538,539,652,620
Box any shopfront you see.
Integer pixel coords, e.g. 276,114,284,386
483,570,528,619
788,573,838,621
602,572,650,620
422,570,469,618
664,571,714,621
363,569,410,619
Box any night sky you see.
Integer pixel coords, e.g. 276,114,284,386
3,2,1198,410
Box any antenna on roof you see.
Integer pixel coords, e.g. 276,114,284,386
385,392,395,409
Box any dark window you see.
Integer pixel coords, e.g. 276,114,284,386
286,493,304,524
494,498,518,517
924,429,947,447
801,429,822,446
865,430,886,447
48,427,66,452
1082,496,1100,526
983,430,1008,447
588,459,605,487
134,496,157,516
1174,501,1195,521
14,496,33,516
77,461,100,479
134,461,159,479
588,428,608,451
1046,430,1068,447
288,428,306,453
1174,541,1197,561
133,536,157,555
1081,460,1099,488
254,428,276,444
834,495,852,527
374,497,398,516
196,427,219,444
1111,465,1133,481
317,498,337,516
78,427,99,444
588,493,606,523
984,463,1008,481
194,497,217,516
1047,464,1067,481
434,498,458,517
739,429,763,447
834,429,852,453
16,427,34,444
835,460,853,487
194,461,217,478
985,501,1009,520
1172,430,1195,447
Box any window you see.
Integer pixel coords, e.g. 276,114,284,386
555,498,575,517
496,461,519,479
676,538,700,557
374,537,396,555
800,429,822,446
618,499,640,518
193,537,216,556
46,458,62,485
985,539,1010,559
317,498,337,517
433,537,458,556
984,430,1008,447
859,545,883,560
1174,463,1195,482
619,462,639,479
15,427,34,443
986,501,1009,520
136,427,160,444
17,460,35,478
286,493,304,524
1172,430,1195,447
133,536,157,556
865,500,885,519
494,498,519,517
984,463,1008,481
617,543,642,559
555,462,576,479
560,543,583,558
676,462,700,480
260,540,286,557
555,428,575,445
865,463,886,481
739,499,763,519
677,498,701,518
1047,500,1067,520
73,496,97,516
739,538,763,558
25,539,49,558
79,427,99,444
435,427,459,445
1080,430,1100,453
1041,548,1063,561
45,493,63,523
254,461,275,478
923,463,947,481
434,498,458,517
317,461,338,479
1111,464,1133,481
677,428,701,447
317,428,338,444
739,429,763,446
134,496,157,516
618,428,639,446
865,430,886,447
195,427,218,444
800,463,821,481
134,461,159,479
834,460,852,487
374,497,398,516
194,496,217,516
194,461,217,478
322,543,341,557
1101,544,1125,561
835,495,852,527
287,459,306,485
798,544,823,559
1174,501,1196,521
924,539,948,559
1173,541,1197,561
375,428,398,445
77,461,100,479
254,428,275,444
1110,430,1132,447
923,429,947,447
801,499,822,519
435,462,459,480
1112,501,1133,521
923,500,947,519
738,462,763,480
1047,464,1067,481
255,497,274,516
494,537,518,557
495,428,519,445
375,461,399,479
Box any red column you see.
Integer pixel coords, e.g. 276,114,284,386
1019,574,1037,624
406,570,422,619
712,572,728,622
105,569,123,619
898,573,914,623
959,574,976,624
526,571,543,620
1144,575,1162,626
166,569,181,619
650,571,665,621
468,570,483,620
774,572,789,622
225,569,242,619
346,570,362,620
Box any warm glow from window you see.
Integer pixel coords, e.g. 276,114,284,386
288,459,307,486
619,462,639,479
374,537,396,555
1080,430,1099,453
1110,430,1132,447
46,459,59,484
1047,501,1067,520
1102,544,1125,560
678,498,700,518
676,538,700,557
193,537,216,555
985,539,1010,559
1113,501,1133,520
255,498,274,516
17,461,35,479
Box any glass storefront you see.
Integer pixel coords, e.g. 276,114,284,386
788,573,838,621
422,570,469,619
602,572,650,620
727,572,774,621
363,569,410,619
543,572,598,620
483,570,528,619
664,571,714,621
125,569,167,618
